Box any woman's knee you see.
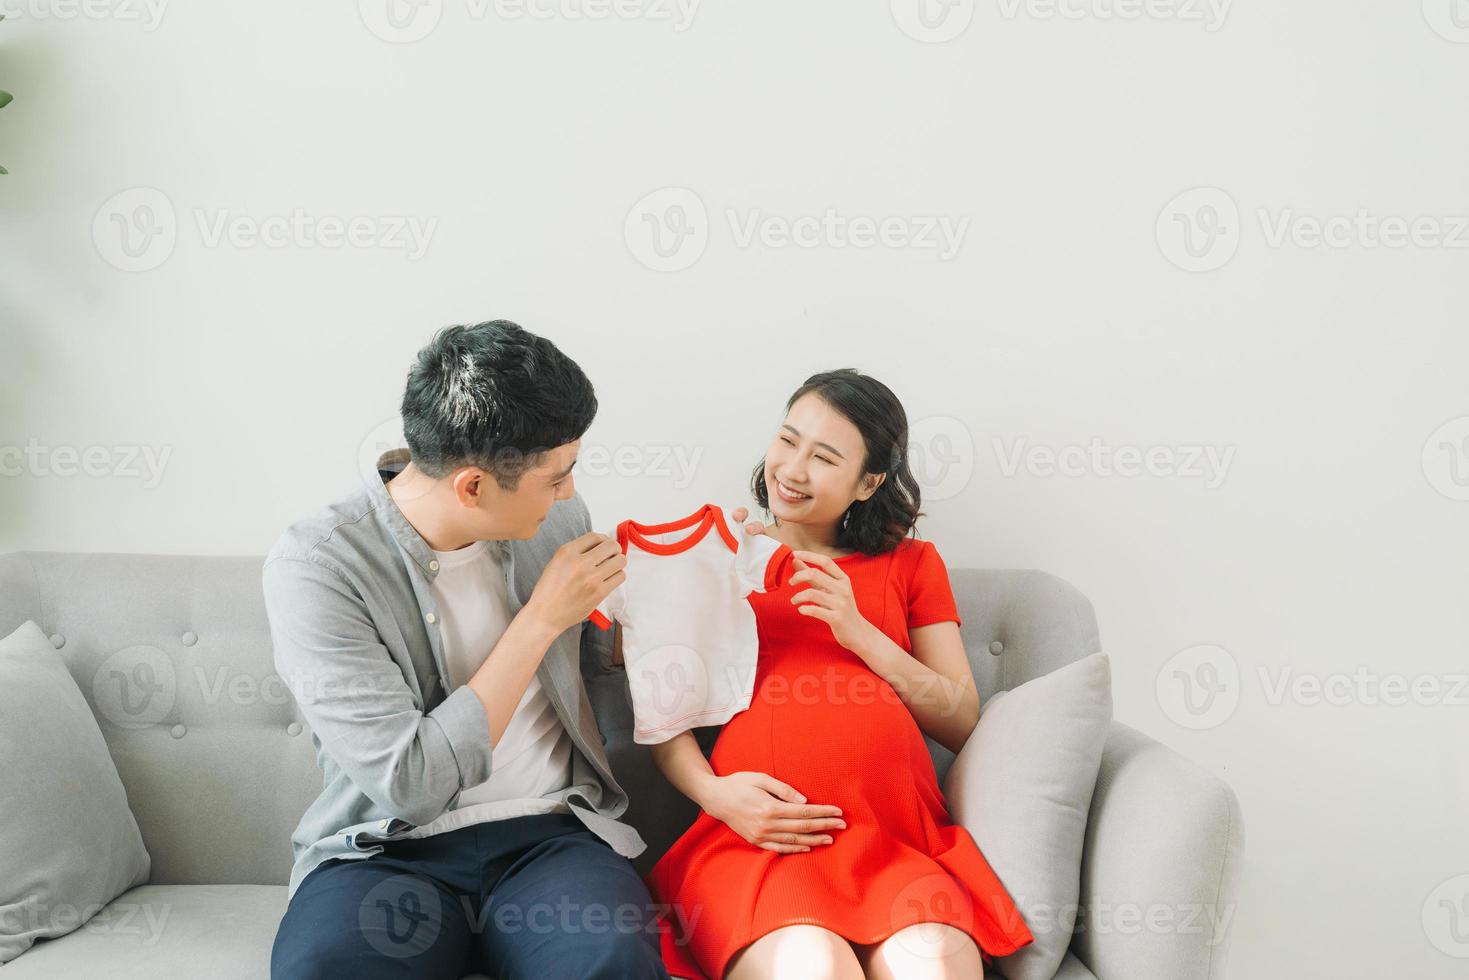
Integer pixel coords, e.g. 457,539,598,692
856,922,982,980
726,925,864,980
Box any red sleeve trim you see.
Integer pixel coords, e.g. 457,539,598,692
908,613,963,628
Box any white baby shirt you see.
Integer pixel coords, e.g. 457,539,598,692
589,503,786,745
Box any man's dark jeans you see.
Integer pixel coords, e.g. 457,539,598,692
271,812,670,979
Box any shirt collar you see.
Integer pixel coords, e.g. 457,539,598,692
369,448,442,578
369,448,513,577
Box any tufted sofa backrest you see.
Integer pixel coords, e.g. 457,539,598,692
0,552,1100,884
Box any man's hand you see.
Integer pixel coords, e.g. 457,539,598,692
524,531,626,634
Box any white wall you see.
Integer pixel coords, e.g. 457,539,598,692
3,1,1467,976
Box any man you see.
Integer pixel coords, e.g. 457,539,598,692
264,320,752,978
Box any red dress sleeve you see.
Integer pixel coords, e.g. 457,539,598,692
906,539,962,629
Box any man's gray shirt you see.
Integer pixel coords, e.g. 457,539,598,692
262,449,643,899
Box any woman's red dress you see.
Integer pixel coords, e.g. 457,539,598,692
645,536,1035,979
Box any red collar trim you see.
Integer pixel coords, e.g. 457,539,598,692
618,504,739,556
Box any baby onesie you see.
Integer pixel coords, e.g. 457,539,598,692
589,503,786,745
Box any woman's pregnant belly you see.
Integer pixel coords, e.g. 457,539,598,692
710,645,938,809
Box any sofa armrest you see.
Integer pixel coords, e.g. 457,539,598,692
1072,722,1244,980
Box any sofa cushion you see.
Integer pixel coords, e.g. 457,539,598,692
943,652,1112,980
0,884,281,980
0,620,151,964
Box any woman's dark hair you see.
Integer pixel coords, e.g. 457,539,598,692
401,319,597,490
750,369,923,556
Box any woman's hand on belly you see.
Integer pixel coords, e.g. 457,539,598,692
701,771,847,854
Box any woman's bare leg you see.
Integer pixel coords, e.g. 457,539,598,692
724,925,866,980
852,923,984,979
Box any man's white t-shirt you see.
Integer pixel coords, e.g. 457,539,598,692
404,538,574,839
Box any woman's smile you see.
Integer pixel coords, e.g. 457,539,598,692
773,478,813,504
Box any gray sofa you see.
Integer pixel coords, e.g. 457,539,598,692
0,551,1243,979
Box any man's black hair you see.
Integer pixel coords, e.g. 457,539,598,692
401,319,597,490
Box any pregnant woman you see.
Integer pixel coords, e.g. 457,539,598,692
643,370,1034,980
